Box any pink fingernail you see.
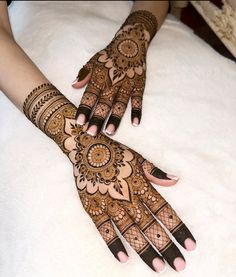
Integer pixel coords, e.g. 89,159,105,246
72,78,78,85
184,238,196,251
117,251,129,264
87,125,97,136
105,124,115,135
76,114,86,125
152,258,166,273
167,174,179,181
132,117,139,127
173,257,186,272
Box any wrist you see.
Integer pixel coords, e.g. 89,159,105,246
121,10,158,41
23,83,80,154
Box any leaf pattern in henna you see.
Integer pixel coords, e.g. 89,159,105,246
23,83,196,272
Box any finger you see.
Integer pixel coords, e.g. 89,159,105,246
87,86,117,136
79,192,129,263
155,203,196,252
134,180,196,252
142,159,179,186
75,89,99,125
76,66,107,125
131,72,145,126
107,200,165,273
105,101,127,135
131,96,142,126
123,197,186,272
105,79,133,135
72,65,92,88
106,78,135,135
97,219,129,263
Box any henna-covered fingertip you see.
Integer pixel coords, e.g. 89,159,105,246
106,115,121,130
105,124,115,135
151,167,171,180
172,224,196,251
87,125,98,136
75,106,91,123
108,238,129,262
76,114,86,125
131,109,141,123
184,238,196,251
77,66,90,82
139,245,164,272
88,117,104,135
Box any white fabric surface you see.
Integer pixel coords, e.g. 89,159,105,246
0,1,236,277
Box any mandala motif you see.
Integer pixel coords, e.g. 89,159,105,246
64,120,133,201
118,39,139,58
98,23,150,85
87,144,111,168
23,83,195,272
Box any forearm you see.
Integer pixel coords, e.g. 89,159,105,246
0,1,13,36
0,28,49,111
131,1,169,31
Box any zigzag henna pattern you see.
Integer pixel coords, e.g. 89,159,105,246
23,84,195,271
76,10,158,133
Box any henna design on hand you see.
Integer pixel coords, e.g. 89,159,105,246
76,10,158,134
23,84,196,272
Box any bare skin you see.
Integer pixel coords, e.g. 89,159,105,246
0,1,177,185
0,1,196,272
72,1,169,136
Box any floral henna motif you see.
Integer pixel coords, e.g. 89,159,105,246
23,84,196,271
76,10,158,133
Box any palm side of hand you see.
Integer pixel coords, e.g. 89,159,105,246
63,119,196,272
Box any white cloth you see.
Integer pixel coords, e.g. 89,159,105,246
0,1,236,277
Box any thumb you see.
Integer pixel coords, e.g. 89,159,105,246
142,159,179,187
72,63,92,89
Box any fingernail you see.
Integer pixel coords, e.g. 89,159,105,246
105,124,115,135
173,257,186,272
76,114,86,125
117,251,129,264
132,117,139,127
87,125,97,136
184,238,196,251
72,78,78,85
152,258,166,273
166,174,179,181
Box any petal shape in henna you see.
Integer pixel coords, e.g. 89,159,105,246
135,65,143,76
126,68,135,78
98,50,109,63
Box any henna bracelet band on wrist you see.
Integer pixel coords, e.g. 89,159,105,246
23,83,79,154
23,83,196,272
122,10,158,40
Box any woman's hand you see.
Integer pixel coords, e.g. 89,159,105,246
72,11,158,136
66,123,196,272
24,84,196,273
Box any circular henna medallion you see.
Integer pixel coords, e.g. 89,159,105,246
87,143,111,168
118,39,139,58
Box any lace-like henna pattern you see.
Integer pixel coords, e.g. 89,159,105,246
76,11,158,133
23,84,195,271
80,92,97,109
92,103,110,119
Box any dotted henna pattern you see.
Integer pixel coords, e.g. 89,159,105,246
23,84,195,272
76,10,158,132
